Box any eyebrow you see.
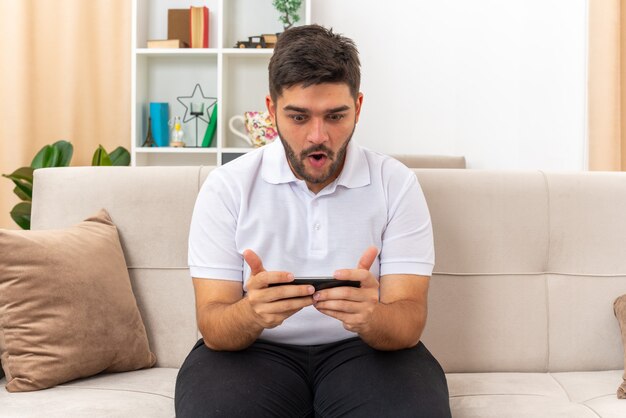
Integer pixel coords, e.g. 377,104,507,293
282,105,351,114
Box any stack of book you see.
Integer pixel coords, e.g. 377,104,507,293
146,7,209,49
147,39,186,48
190,6,209,48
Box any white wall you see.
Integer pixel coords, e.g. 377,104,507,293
311,0,588,170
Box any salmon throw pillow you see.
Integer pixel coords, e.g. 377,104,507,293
0,209,156,392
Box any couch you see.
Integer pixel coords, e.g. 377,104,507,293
1,166,626,417
392,154,466,169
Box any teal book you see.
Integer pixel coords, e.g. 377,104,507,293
149,102,169,147
202,104,218,147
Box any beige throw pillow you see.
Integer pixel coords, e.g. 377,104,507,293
614,294,626,399
0,209,156,392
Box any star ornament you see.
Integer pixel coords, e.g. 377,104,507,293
176,83,217,124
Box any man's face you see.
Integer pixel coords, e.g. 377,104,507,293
266,83,363,194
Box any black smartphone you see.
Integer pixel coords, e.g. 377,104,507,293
269,276,361,291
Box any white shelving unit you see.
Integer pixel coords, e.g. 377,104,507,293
131,0,311,166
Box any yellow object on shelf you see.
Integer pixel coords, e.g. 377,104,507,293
170,116,185,147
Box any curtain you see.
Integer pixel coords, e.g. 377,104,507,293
0,0,130,229
588,0,626,170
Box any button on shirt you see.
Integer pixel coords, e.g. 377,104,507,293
188,139,434,345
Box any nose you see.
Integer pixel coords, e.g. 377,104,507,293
306,117,329,144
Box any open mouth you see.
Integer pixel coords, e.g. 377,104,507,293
307,152,328,168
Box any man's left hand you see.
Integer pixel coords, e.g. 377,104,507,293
313,246,380,333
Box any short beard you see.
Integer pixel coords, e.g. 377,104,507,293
277,120,355,185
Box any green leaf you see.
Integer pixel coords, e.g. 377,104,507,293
10,179,32,200
2,166,34,183
31,141,72,168
109,146,130,166
52,140,73,167
92,145,113,166
13,185,31,201
10,201,31,230
31,144,61,168
47,145,61,167
2,167,34,200
31,145,54,168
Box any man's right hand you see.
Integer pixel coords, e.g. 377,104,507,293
243,249,315,329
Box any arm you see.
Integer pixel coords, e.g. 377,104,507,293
194,249,315,351
193,278,260,351
314,247,429,351
358,274,429,350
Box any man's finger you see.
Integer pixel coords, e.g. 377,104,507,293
248,271,295,290
357,246,379,271
243,249,265,275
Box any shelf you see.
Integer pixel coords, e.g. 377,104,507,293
136,48,220,56
222,0,307,49
135,147,218,154
136,48,272,57
221,147,253,153
132,0,310,167
222,48,274,56
135,0,220,49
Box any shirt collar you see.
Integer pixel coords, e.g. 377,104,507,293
335,138,370,189
261,138,371,189
261,139,299,184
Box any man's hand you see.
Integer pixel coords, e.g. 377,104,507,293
243,249,316,329
313,246,380,333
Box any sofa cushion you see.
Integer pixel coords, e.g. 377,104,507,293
613,294,626,398
0,209,156,392
447,370,623,417
0,368,177,417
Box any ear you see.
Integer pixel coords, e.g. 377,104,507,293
354,93,364,124
266,95,277,125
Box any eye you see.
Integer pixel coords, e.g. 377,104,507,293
327,114,346,122
288,114,307,123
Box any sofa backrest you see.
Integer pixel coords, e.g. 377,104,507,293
416,169,626,373
392,154,466,169
31,167,202,369
31,167,626,373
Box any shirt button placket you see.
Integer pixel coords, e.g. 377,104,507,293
311,198,321,250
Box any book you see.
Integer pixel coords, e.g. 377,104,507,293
190,6,209,48
168,9,190,48
202,104,218,147
149,103,169,147
147,39,186,49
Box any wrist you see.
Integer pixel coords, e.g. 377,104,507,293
354,301,380,337
239,295,266,333
358,301,423,350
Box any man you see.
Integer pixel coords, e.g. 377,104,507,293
175,25,451,417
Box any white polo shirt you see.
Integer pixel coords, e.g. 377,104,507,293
188,138,434,345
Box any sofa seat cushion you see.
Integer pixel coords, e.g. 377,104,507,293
2,369,624,417
0,368,177,418
448,370,624,418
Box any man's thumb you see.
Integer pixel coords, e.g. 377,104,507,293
243,249,265,275
357,246,379,271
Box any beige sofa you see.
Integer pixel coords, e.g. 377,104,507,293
2,166,626,417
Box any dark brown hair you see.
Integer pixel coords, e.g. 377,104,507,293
268,24,361,101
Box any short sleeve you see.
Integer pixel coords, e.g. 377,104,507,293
188,169,244,281
379,166,435,277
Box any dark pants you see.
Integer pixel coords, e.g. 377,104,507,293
175,337,451,418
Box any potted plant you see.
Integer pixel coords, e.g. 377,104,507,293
273,0,302,30
2,140,130,230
